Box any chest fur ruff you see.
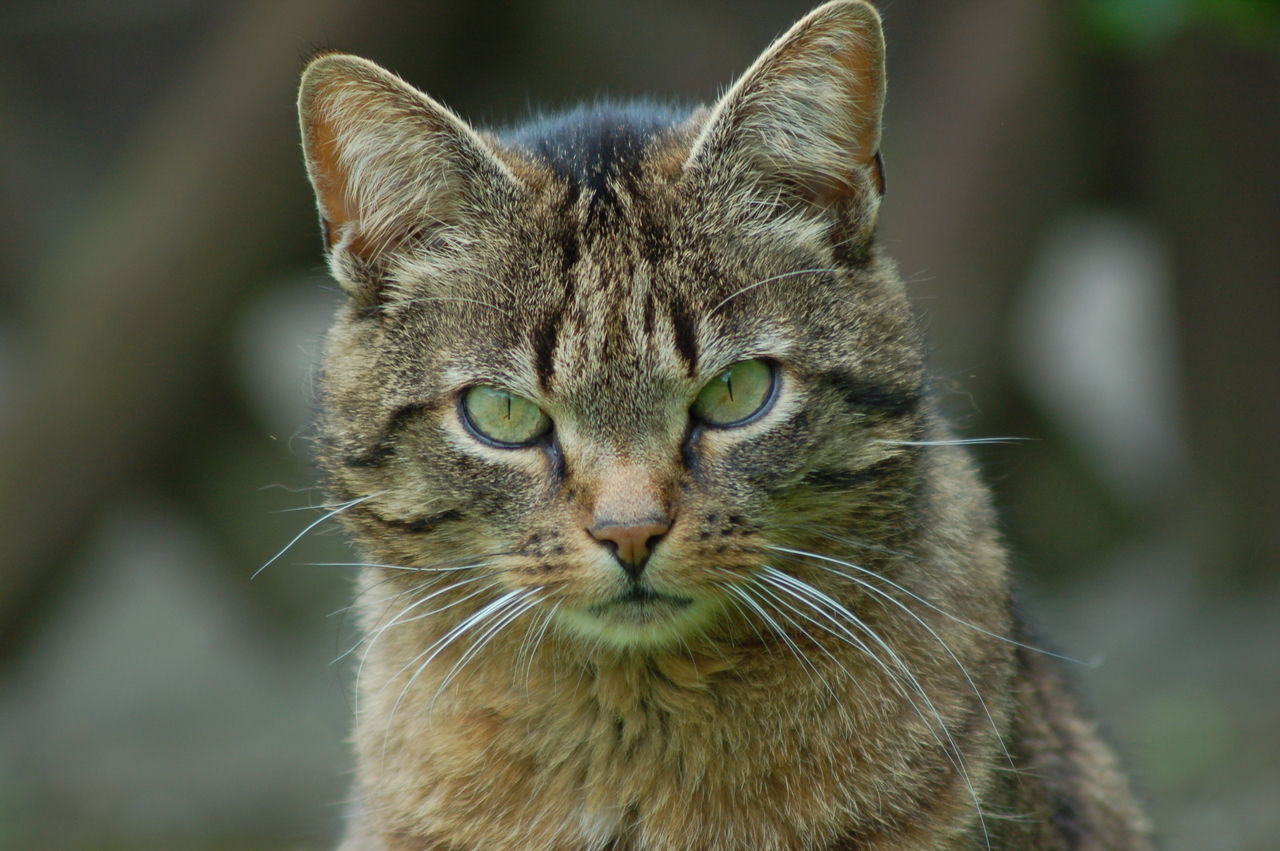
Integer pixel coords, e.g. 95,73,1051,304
352,641,993,851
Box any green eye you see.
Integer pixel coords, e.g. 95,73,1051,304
461,385,551,447
692,359,776,427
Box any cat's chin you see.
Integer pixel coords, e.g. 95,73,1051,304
557,590,724,650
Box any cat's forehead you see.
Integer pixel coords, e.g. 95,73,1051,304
378,103,896,430
519,228,704,439
503,102,689,183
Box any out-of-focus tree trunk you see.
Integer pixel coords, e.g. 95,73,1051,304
0,0,385,667
1141,32,1280,585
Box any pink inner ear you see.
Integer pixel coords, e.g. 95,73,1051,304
307,109,359,251
830,29,884,167
798,26,885,208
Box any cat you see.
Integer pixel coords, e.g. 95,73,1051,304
296,2,1152,848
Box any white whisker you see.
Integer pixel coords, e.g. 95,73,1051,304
744,576,869,708
707,268,836,317
516,600,561,694
308,560,493,573
430,590,542,710
765,545,1081,664
723,582,832,697
351,573,501,702
752,570,939,732
376,588,529,768
380,588,526,715
714,580,771,648
765,556,1016,769
873,437,1032,447
756,566,991,849
253,492,383,579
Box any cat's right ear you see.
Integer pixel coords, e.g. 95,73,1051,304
298,53,519,307
684,0,886,241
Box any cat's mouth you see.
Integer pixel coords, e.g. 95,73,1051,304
588,584,693,621
560,583,718,647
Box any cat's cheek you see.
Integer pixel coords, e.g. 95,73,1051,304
697,424,819,502
433,415,560,500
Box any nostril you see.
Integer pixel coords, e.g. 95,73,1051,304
588,519,671,577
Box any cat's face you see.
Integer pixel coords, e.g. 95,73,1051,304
319,176,922,649
304,4,922,649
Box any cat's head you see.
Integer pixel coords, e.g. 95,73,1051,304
300,1,925,650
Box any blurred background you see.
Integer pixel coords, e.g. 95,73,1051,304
0,0,1276,848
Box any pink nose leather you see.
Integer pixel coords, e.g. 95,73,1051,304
589,520,671,577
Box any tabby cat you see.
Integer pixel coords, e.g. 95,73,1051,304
297,2,1151,848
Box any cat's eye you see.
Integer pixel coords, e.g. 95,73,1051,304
461,385,551,447
692,359,777,427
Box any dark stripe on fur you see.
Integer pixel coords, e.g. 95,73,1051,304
669,299,699,375
361,507,463,534
643,290,656,337
532,304,563,391
818,371,920,416
799,456,906,490
342,404,429,467
558,224,580,275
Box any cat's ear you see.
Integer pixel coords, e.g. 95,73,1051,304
685,0,886,233
298,53,519,306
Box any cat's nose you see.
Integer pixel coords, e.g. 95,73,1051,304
589,519,670,578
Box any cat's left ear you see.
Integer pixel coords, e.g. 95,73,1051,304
685,0,886,235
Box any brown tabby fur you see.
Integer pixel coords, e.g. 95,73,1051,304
297,2,1152,848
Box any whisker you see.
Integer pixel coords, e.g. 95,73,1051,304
516,600,561,694
271,499,356,514
747,567,991,848
765,545,1082,665
713,579,770,648
751,570,949,737
377,588,529,768
756,566,991,849
744,576,870,708
723,583,832,697
380,588,527,715
707,268,836,317
765,558,1016,769
430,590,542,710
758,568,967,742
351,572,500,663
351,574,501,700
327,569,412,620
253,492,383,579
308,560,493,574
873,437,1033,447
769,523,914,561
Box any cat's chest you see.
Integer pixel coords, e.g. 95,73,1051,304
420,682,872,849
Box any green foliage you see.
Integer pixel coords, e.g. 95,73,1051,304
1078,0,1280,51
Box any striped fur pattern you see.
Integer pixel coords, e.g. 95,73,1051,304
298,2,1151,848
